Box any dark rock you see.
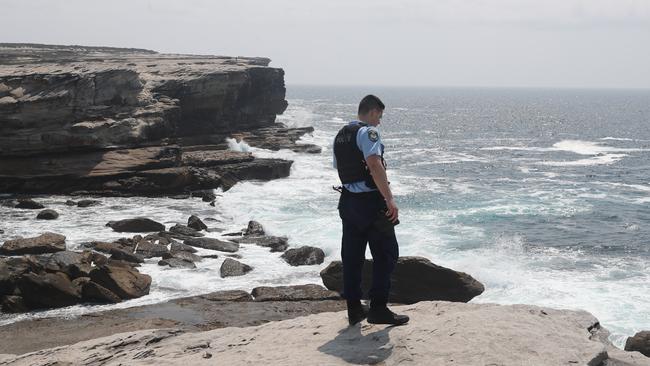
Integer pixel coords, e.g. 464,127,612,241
281,246,325,266
320,256,485,304
89,265,151,299
170,224,204,237
156,230,195,242
158,258,197,269
625,331,650,357
222,232,244,237
209,201,216,206
185,237,239,253
143,233,173,246
81,281,121,303
225,254,243,259
15,199,44,209
133,239,168,258
0,256,38,295
170,241,197,253
1,295,28,313
106,218,165,233
252,284,340,301
77,199,101,207
71,277,91,293
106,259,140,269
244,220,265,236
17,272,81,309
168,194,190,200
202,193,216,202
219,258,253,278
232,235,288,252
187,215,208,231
109,249,145,264
0,232,66,255
36,209,59,220
64,200,77,206
199,290,252,302
41,251,91,278
201,254,220,259
163,251,202,263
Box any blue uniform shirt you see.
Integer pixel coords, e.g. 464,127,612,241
332,120,384,192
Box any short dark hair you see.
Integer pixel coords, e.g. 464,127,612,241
358,94,385,115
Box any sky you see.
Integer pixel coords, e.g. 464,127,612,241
1,0,649,88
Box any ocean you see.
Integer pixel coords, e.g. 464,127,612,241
1,85,649,347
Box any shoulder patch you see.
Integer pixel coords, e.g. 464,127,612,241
368,129,379,142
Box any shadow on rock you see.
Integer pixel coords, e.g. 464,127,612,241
318,324,394,365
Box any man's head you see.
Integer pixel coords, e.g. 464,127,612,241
357,94,385,126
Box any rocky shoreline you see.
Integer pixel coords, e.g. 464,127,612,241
1,43,649,364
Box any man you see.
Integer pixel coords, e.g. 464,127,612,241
332,94,409,326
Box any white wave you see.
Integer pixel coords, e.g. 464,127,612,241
600,137,635,141
539,153,628,167
482,139,648,156
226,137,252,152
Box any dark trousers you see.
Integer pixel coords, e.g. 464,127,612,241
338,189,399,306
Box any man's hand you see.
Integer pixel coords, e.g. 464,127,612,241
385,197,399,223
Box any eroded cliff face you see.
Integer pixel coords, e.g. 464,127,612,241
0,43,287,157
0,44,312,195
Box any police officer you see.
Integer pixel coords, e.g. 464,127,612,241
333,94,409,326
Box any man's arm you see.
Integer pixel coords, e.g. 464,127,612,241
366,155,398,223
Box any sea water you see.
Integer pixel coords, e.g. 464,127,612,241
1,86,649,348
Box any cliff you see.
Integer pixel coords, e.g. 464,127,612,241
0,43,317,195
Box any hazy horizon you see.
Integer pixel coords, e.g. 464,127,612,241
1,0,649,89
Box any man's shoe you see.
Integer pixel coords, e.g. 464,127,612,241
367,306,409,326
347,300,368,326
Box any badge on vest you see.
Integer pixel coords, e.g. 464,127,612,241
368,129,379,142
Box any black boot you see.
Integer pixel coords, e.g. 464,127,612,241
367,302,409,326
347,299,368,326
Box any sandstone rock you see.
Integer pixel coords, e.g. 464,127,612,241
36,209,59,220
0,302,619,366
219,258,252,278
163,251,202,263
89,265,151,299
134,239,168,258
185,237,239,253
0,232,66,255
232,235,288,252
198,290,252,302
187,215,208,231
320,256,485,304
14,198,44,209
626,331,650,357
170,241,198,253
170,224,204,237
244,220,265,236
252,284,340,301
281,246,325,266
158,258,197,269
77,199,101,207
81,281,122,304
106,218,165,232
17,272,81,309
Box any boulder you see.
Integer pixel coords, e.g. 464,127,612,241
81,281,122,303
17,272,81,309
232,235,288,252
187,215,208,231
143,233,173,246
89,265,151,299
320,256,485,304
162,251,202,263
198,290,253,302
0,256,38,295
252,284,340,301
170,241,198,253
109,249,145,264
0,232,66,255
170,224,204,238
220,258,253,278
64,200,77,206
244,220,265,236
281,246,325,266
106,259,141,269
133,239,169,258
77,199,101,208
15,199,44,209
185,237,239,253
158,258,197,269
36,209,59,220
625,331,650,357
106,218,165,232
